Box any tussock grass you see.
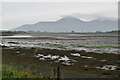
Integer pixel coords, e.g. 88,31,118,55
2,65,43,78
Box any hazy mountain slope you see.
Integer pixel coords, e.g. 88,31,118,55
11,17,117,32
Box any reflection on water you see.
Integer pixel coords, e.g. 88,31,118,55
1,35,32,38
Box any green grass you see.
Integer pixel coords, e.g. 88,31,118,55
0,33,15,36
0,64,2,79
78,45,120,48
2,65,43,78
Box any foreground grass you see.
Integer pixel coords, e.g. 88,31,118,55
2,65,44,78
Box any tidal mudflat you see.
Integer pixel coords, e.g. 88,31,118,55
1,33,120,78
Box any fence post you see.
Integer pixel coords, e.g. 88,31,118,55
56,67,60,80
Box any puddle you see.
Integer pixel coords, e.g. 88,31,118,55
71,53,81,57
35,54,76,66
96,65,118,70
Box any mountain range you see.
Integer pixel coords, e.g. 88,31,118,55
11,17,117,32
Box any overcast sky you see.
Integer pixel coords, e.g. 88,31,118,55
0,2,118,30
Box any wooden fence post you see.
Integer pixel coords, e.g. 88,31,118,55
56,67,60,80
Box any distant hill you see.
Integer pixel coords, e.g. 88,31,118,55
105,30,120,34
10,17,117,32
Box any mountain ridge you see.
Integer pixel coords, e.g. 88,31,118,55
11,17,117,32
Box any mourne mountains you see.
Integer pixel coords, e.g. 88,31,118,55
11,17,117,32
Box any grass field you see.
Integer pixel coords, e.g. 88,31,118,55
2,65,44,78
